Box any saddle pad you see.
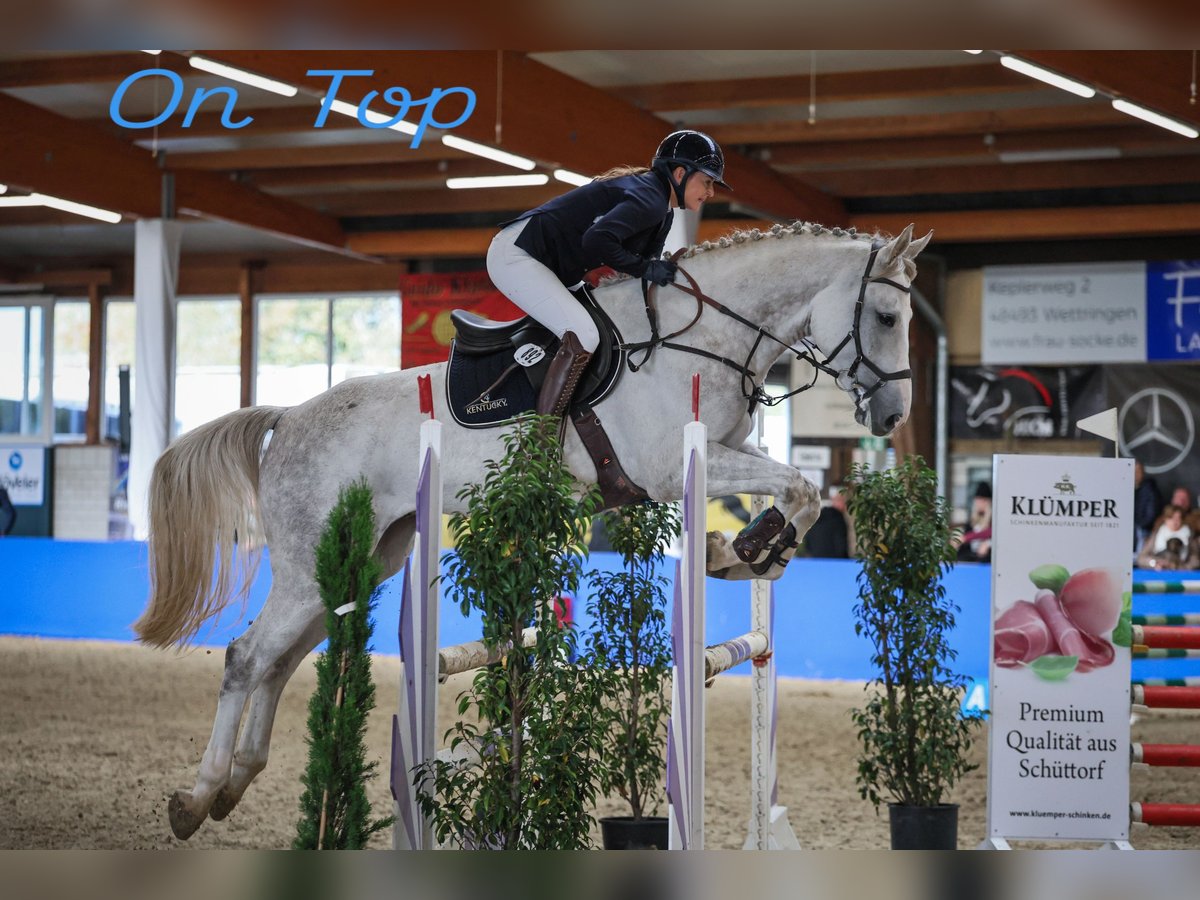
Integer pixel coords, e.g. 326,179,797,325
445,338,547,428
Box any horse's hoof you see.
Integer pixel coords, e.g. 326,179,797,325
209,787,240,821
168,790,206,840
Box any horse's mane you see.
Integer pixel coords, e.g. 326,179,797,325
679,221,873,259
595,221,885,289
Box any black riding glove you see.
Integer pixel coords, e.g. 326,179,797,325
643,259,678,287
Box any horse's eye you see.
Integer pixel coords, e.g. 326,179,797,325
877,312,897,328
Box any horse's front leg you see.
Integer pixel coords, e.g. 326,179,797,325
700,441,820,576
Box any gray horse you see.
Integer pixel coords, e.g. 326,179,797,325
135,221,930,839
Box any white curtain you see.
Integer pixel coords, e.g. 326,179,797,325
128,219,184,539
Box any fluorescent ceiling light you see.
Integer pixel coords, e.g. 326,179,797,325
141,50,162,55
35,194,123,223
1112,99,1199,139
0,184,7,195
441,134,536,171
446,174,549,189
321,96,419,136
963,50,983,55
0,193,122,222
189,55,298,98
553,169,591,186
1000,56,1095,98
998,147,1122,163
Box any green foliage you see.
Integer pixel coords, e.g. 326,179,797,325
294,480,394,849
584,501,679,820
415,415,607,849
845,457,982,811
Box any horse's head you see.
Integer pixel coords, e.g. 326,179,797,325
807,224,932,437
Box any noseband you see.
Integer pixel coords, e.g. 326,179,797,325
620,236,913,413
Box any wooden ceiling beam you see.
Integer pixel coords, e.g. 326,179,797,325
853,203,1200,243
0,92,350,255
616,62,1043,112
1018,52,1200,131
90,105,358,140
169,140,464,170
200,51,845,223
810,154,1200,197
0,53,188,88
346,217,773,259
710,104,1125,146
299,184,563,215
766,125,1178,167
248,158,512,189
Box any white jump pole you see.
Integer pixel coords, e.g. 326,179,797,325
392,375,442,850
668,374,707,850
745,409,800,851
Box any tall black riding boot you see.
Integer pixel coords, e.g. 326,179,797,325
536,331,592,417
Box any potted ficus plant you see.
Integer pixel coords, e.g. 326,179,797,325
414,415,607,849
584,500,678,850
844,456,983,850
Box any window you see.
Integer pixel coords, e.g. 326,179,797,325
175,297,240,436
256,294,399,407
53,300,90,440
0,298,50,441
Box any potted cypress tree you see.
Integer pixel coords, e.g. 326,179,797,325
844,457,982,850
414,415,608,849
584,501,678,850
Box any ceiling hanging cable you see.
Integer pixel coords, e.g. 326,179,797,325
1191,50,1197,106
808,51,817,125
496,51,503,145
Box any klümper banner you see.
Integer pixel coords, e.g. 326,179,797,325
399,272,521,369
987,455,1132,843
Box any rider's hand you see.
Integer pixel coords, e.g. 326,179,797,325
643,259,678,286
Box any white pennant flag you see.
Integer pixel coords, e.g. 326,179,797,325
1077,407,1119,445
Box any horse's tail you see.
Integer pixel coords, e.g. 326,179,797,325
133,405,285,649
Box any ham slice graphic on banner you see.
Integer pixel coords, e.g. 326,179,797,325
993,567,1121,674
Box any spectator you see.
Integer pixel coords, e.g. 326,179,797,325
1168,485,1200,535
802,486,852,559
0,486,15,536
955,482,992,563
1133,460,1163,552
1154,537,1187,571
1137,504,1199,570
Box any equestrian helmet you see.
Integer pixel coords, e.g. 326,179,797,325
652,130,731,190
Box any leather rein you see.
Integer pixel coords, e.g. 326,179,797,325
620,237,913,413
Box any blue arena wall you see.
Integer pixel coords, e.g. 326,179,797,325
2,537,1195,684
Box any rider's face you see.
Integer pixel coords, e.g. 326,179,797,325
673,167,716,211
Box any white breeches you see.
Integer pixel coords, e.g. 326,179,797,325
486,220,600,353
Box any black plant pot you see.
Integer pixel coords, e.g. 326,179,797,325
600,816,670,850
888,803,958,850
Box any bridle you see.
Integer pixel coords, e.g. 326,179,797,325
620,236,913,415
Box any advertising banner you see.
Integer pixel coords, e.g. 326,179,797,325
399,272,522,368
949,365,1105,440
0,446,46,506
1107,364,1200,492
1145,261,1200,361
986,454,1133,843
982,262,1146,365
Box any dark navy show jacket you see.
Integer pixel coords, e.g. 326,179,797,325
502,170,675,286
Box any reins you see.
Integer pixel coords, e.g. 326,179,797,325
619,237,913,412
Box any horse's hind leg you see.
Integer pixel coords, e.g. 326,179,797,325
209,615,326,822
168,582,324,840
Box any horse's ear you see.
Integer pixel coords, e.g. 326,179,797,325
879,224,914,267
904,229,933,260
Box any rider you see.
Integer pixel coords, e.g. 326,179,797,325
486,129,731,418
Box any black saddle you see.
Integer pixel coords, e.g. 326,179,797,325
445,287,625,429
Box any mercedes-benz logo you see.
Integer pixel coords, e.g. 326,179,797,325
1119,387,1195,475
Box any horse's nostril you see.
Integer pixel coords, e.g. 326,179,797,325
885,413,902,432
